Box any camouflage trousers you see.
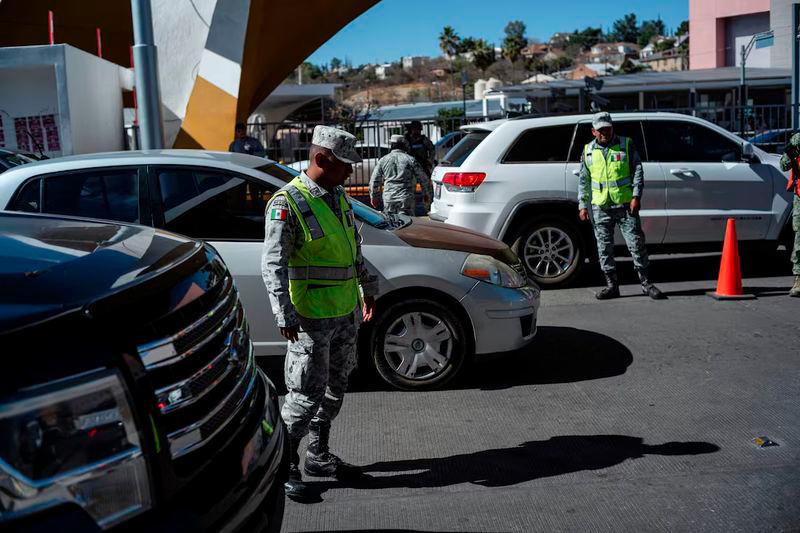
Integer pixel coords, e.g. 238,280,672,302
592,205,650,274
792,196,800,275
281,311,359,441
383,196,415,216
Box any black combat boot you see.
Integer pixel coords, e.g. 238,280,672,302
304,423,362,479
595,272,620,300
638,269,666,300
284,437,310,502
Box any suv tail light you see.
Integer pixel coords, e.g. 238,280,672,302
442,172,486,192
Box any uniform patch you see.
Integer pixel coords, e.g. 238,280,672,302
270,206,288,221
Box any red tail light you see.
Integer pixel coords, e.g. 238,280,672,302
442,172,486,192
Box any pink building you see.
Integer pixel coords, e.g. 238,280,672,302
689,0,773,70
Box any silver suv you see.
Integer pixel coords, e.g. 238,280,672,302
430,112,796,286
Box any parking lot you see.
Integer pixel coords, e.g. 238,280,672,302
274,255,800,532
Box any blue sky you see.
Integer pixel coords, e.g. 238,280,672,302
306,0,688,66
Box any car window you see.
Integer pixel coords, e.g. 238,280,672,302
643,120,742,162
503,125,575,163
42,169,140,223
1,153,34,170
10,179,41,212
569,121,648,162
156,168,276,240
441,131,489,167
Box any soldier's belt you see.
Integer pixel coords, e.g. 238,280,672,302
288,265,356,281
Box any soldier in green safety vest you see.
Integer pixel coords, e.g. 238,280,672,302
578,112,665,300
262,125,378,502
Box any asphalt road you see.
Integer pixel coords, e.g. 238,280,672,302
271,252,800,533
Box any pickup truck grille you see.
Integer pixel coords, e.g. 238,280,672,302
136,275,256,459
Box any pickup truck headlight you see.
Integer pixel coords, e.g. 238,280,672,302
461,254,527,288
0,370,151,529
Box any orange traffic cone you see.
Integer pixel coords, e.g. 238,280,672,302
707,218,755,300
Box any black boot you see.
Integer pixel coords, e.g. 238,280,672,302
595,272,620,300
638,270,666,300
304,423,362,479
284,437,311,502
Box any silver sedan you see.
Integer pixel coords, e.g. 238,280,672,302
0,151,540,390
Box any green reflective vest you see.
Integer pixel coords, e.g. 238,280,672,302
276,176,359,319
584,136,633,207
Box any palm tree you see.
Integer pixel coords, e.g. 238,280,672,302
439,26,460,59
472,39,496,74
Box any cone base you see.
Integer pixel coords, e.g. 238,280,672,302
706,291,756,300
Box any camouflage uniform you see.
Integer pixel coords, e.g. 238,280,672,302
261,171,378,441
779,134,800,278
578,136,648,274
369,147,432,215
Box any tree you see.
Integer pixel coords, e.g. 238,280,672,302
502,20,527,63
569,26,604,51
330,57,342,70
610,13,639,43
439,26,461,58
436,107,465,135
638,18,666,46
458,36,477,54
617,57,645,74
472,39,496,73
676,20,689,37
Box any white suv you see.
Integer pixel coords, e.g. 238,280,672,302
430,112,795,286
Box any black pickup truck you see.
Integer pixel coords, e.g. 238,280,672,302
0,212,286,532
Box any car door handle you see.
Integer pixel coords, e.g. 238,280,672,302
670,168,699,178
572,169,580,176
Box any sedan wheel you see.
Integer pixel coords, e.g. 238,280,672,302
383,311,454,380
370,299,466,390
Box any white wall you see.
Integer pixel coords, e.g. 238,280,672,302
64,46,124,154
0,65,62,157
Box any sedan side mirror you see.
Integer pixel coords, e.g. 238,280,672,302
742,141,757,162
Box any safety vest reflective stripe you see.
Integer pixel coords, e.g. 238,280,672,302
591,176,632,190
288,265,356,281
285,185,325,240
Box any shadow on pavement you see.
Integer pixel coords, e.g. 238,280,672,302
664,286,791,298
571,249,791,289
303,435,719,500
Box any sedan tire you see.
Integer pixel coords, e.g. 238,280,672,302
369,299,467,390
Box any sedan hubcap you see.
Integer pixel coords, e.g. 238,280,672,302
523,227,575,279
383,312,453,380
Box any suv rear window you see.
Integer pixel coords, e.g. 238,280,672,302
503,125,575,163
440,131,489,167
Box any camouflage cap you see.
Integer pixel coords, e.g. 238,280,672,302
311,125,362,163
592,111,613,129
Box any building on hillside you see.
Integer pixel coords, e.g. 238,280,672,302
549,32,572,48
689,0,790,70
640,48,689,72
401,56,427,70
521,43,548,59
374,63,393,80
590,42,641,65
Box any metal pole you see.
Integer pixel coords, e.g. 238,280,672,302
131,0,165,149
793,3,800,130
740,44,746,137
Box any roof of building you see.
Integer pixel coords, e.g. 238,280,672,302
489,67,791,96
361,98,518,121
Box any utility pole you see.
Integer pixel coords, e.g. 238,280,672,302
739,30,774,137
130,0,165,149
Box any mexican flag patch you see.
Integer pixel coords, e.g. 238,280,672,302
270,207,288,221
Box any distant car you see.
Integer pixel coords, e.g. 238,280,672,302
0,211,287,532
0,151,540,390
0,148,36,172
431,112,795,287
748,128,792,154
435,131,466,162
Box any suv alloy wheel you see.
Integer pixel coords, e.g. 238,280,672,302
513,217,583,286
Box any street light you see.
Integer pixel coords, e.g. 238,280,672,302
739,30,774,136
131,0,165,149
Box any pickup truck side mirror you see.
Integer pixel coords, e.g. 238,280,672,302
742,141,757,162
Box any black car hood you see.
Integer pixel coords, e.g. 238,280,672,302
0,213,200,331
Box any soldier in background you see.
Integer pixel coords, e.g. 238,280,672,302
404,120,436,176
229,122,265,156
369,134,431,215
778,133,800,297
578,111,665,300
262,126,378,501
